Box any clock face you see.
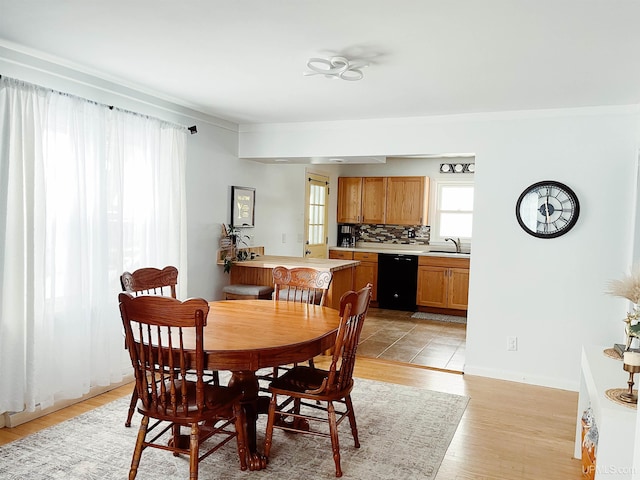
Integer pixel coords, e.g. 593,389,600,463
515,181,580,238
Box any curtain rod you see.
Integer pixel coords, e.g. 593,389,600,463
0,74,197,134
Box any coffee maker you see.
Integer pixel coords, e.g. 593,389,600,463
337,224,356,247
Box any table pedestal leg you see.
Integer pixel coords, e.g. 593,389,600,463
229,370,268,471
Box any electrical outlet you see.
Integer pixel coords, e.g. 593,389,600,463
281,233,286,243
507,336,518,351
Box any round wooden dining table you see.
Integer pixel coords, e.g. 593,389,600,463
200,299,340,470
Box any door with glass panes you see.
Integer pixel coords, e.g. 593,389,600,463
304,172,329,258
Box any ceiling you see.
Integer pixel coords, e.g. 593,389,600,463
1,0,640,126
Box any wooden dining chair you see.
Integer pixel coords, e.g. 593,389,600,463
120,266,219,427
263,284,373,478
120,265,179,299
260,266,334,387
272,266,333,306
118,293,248,479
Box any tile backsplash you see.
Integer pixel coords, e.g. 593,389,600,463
355,224,430,245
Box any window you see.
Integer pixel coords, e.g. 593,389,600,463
307,182,326,244
432,180,474,242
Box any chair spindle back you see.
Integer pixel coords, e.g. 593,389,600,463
324,284,372,393
272,266,333,306
118,293,209,417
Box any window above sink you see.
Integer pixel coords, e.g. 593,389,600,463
430,179,474,244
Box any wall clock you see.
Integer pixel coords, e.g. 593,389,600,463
515,180,580,238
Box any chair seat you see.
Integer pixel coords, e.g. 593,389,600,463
138,381,239,422
269,366,353,400
223,284,274,299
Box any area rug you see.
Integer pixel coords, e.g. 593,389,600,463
0,378,468,480
411,312,467,324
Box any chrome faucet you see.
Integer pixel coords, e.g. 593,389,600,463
445,237,461,253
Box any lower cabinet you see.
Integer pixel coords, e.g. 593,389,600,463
416,256,470,310
354,251,378,301
328,250,354,261
329,250,468,309
329,250,378,302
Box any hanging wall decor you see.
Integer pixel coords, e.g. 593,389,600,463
231,186,255,227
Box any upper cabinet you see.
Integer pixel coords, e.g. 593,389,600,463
362,177,387,224
337,177,363,223
337,175,429,226
385,176,429,225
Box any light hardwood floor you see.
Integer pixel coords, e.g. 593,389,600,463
0,356,582,480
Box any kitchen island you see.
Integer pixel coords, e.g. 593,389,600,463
228,255,359,310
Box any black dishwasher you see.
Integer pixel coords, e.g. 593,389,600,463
377,253,418,311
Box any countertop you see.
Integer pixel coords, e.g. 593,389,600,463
232,255,359,272
330,242,471,258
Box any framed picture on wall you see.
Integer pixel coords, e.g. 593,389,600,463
231,186,255,227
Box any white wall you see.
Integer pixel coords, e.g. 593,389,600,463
240,107,640,390
184,122,246,300
254,164,307,256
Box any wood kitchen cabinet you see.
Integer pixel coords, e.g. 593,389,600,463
385,176,429,225
328,250,354,260
337,176,386,224
337,177,363,223
362,177,387,224
416,255,469,311
337,175,429,226
353,251,378,301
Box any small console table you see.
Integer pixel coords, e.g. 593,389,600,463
575,345,637,479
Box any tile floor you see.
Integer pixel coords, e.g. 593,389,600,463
357,307,466,372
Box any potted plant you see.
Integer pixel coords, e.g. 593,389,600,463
221,224,250,273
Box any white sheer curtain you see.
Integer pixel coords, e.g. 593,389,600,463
0,76,188,413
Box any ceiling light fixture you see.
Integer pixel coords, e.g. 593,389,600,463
304,56,369,81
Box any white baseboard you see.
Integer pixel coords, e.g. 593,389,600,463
1,374,134,428
463,364,578,392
